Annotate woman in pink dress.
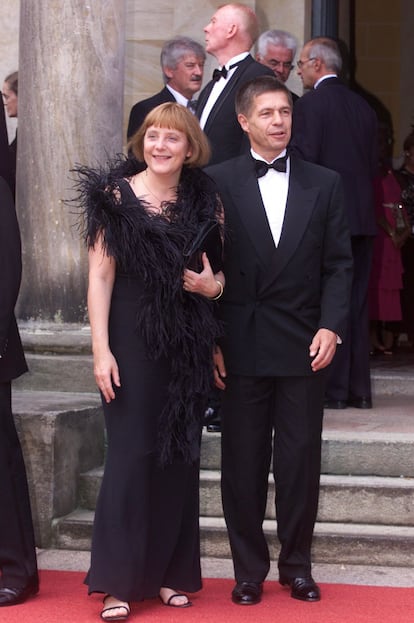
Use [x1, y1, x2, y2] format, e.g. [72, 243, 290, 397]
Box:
[369, 127, 410, 354]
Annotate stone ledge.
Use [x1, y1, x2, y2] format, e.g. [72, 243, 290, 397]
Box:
[13, 390, 104, 548]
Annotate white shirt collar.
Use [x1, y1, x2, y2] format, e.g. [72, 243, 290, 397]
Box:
[166, 84, 189, 106]
[222, 51, 249, 70]
[314, 74, 337, 89]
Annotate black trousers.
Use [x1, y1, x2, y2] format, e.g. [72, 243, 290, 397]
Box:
[221, 373, 325, 583]
[326, 235, 373, 401]
[0, 382, 38, 588]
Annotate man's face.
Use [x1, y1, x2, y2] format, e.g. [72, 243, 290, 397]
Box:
[238, 90, 292, 161]
[296, 44, 317, 89]
[204, 6, 232, 57]
[256, 44, 294, 83]
[165, 54, 204, 99]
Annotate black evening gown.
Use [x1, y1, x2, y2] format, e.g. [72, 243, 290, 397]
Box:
[86, 275, 202, 601]
[80, 170, 222, 602]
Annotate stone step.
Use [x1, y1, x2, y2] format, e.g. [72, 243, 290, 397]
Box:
[19, 322, 92, 355]
[51, 509, 414, 567]
[201, 395, 414, 475]
[78, 466, 414, 526]
[16, 322, 414, 396]
[201, 471, 414, 526]
[13, 353, 96, 393]
[12, 389, 103, 548]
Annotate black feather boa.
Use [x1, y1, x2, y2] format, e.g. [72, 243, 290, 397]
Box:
[73, 157, 223, 465]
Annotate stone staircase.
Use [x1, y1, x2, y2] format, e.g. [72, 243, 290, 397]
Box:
[14, 322, 414, 567]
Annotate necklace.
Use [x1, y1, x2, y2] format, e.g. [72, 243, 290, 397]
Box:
[140, 172, 176, 210]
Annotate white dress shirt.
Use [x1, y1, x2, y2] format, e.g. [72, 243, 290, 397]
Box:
[252, 148, 289, 247]
[199, 52, 249, 129]
[166, 84, 189, 107]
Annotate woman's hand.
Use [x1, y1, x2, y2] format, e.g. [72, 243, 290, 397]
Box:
[93, 348, 121, 403]
[183, 253, 224, 298]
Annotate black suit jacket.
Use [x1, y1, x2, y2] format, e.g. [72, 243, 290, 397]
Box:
[206, 154, 353, 376]
[127, 87, 176, 139]
[0, 93, 13, 195]
[197, 55, 273, 165]
[0, 176, 27, 382]
[291, 77, 378, 236]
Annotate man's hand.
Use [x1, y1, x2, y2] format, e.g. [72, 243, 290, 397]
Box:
[309, 328, 337, 372]
[213, 344, 227, 389]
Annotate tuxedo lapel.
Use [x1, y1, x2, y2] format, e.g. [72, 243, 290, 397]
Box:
[263, 160, 320, 286]
[199, 56, 254, 131]
[230, 158, 276, 269]
[195, 81, 215, 118]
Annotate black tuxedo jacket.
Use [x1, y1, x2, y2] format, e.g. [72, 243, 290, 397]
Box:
[291, 77, 378, 236]
[196, 55, 273, 165]
[206, 154, 353, 376]
[0, 176, 27, 382]
[127, 87, 176, 139]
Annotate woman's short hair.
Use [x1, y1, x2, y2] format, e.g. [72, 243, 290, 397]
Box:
[128, 102, 211, 167]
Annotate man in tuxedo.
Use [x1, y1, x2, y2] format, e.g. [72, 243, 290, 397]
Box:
[127, 36, 205, 139]
[255, 29, 299, 102]
[291, 37, 378, 409]
[196, 3, 273, 165]
[207, 76, 352, 605]
[0, 104, 39, 607]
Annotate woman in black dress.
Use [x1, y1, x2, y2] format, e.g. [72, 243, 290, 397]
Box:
[76, 103, 224, 620]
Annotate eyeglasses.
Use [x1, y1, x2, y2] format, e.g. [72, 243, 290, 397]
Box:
[296, 57, 315, 69]
[267, 60, 294, 71]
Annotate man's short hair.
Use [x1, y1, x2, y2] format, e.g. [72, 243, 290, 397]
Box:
[160, 36, 205, 81]
[227, 3, 259, 45]
[306, 37, 342, 74]
[235, 75, 293, 116]
[256, 29, 298, 58]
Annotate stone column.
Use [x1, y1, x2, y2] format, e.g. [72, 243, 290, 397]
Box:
[17, 0, 126, 322]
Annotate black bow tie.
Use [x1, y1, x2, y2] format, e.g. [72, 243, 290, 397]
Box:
[254, 155, 288, 177]
[212, 62, 238, 82]
[213, 66, 228, 81]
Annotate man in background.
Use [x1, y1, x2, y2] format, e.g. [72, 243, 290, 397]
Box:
[256, 29, 299, 102]
[127, 36, 205, 139]
[196, 3, 272, 165]
[291, 37, 378, 410]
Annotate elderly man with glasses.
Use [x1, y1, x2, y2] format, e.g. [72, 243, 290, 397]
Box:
[291, 36, 378, 412]
[255, 29, 299, 102]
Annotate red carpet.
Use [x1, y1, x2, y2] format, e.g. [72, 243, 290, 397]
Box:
[1, 570, 413, 622]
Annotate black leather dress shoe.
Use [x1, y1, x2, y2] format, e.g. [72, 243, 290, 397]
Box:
[204, 406, 221, 433]
[0, 577, 39, 607]
[324, 399, 347, 409]
[348, 396, 372, 409]
[279, 576, 320, 602]
[231, 581, 263, 605]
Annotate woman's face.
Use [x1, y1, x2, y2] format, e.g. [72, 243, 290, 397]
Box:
[2, 82, 17, 118]
[143, 125, 192, 176]
[404, 146, 414, 171]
